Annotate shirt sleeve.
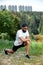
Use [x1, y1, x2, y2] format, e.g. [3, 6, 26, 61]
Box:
[17, 30, 23, 38]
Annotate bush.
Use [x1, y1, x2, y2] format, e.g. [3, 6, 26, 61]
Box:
[0, 10, 21, 40]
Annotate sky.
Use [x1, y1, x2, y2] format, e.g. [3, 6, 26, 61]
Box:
[0, 0, 43, 12]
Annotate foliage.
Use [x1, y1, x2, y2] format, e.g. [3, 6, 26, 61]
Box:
[16, 12, 43, 35]
[0, 10, 21, 40]
[0, 10, 43, 40]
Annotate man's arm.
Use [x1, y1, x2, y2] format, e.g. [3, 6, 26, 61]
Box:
[19, 36, 31, 43]
[19, 37, 26, 42]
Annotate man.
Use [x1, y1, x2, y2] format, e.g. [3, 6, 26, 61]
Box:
[4, 23, 31, 59]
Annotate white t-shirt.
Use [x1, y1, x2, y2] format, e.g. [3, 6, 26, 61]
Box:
[14, 29, 29, 46]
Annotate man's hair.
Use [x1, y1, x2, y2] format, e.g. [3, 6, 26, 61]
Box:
[22, 23, 28, 27]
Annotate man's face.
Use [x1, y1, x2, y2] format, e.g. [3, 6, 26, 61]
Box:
[22, 26, 28, 33]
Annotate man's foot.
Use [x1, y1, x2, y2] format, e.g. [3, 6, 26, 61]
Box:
[4, 49, 8, 55]
[25, 55, 30, 59]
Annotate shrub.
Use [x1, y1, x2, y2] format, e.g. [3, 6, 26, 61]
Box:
[0, 10, 21, 40]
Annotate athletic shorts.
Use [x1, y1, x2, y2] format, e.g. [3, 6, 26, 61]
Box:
[12, 43, 25, 51]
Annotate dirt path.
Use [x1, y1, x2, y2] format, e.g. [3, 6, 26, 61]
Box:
[0, 52, 43, 65]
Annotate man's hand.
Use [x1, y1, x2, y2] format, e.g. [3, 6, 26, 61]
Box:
[25, 36, 31, 43]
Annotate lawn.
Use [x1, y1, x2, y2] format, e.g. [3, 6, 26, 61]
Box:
[0, 39, 43, 65]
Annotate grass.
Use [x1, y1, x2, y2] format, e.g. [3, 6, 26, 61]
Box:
[0, 39, 43, 55]
[30, 40, 43, 55]
[0, 39, 43, 65]
[0, 39, 13, 51]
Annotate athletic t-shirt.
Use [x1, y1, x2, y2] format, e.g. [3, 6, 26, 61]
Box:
[14, 29, 29, 46]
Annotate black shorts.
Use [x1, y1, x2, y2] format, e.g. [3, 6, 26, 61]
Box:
[12, 43, 25, 51]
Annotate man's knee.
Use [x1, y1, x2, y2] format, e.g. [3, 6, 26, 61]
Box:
[23, 41, 30, 46]
[26, 41, 30, 45]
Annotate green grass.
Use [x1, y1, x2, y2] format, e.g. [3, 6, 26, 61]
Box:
[30, 40, 43, 55]
[0, 39, 13, 51]
[0, 39, 43, 55]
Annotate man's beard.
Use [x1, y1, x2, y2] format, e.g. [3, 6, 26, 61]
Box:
[22, 30, 26, 33]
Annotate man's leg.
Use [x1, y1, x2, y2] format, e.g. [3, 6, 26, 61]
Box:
[4, 49, 14, 55]
[26, 41, 30, 55]
[4, 45, 17, 55]
[24, 41, 30, 58]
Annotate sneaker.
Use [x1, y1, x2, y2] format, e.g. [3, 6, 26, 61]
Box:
[4, 49, 8, 55]
[25, 55, 30, 59]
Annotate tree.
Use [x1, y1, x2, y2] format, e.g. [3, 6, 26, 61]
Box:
[0, 10, 21, 40]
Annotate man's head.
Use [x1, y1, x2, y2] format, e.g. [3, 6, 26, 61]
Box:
[22, 23, 28, 33]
